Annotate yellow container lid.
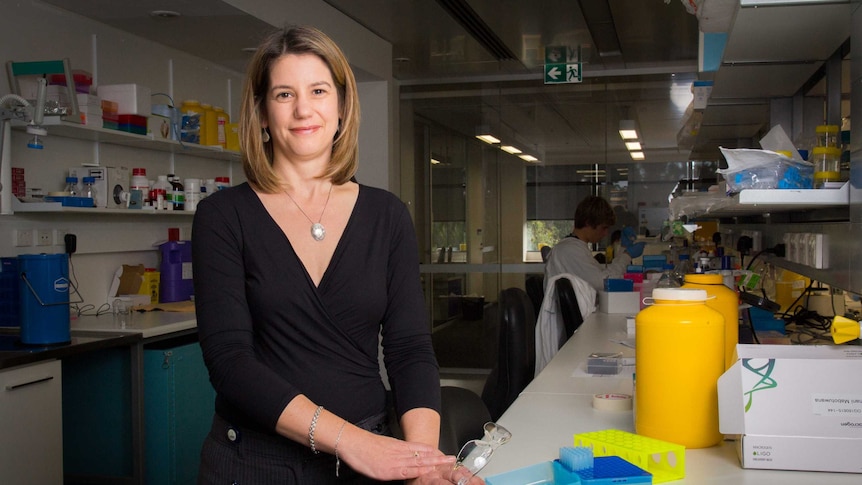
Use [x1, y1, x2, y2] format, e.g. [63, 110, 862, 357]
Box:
[811, 146, 841, 156]
[815, 124, 840, 133]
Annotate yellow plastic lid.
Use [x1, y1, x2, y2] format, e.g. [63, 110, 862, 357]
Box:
[812, 146, 842, 156]
[815, 124, 840, 133]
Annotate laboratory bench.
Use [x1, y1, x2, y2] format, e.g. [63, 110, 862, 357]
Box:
[479, 312, 861, 484]
[0, 310, 210, 485]
[0, 326, 142, 370]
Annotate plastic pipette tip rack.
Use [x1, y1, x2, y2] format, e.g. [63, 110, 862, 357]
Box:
[558, 447, 652, 484]
[573, 430, 685, 484]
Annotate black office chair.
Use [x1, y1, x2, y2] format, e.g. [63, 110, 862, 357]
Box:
[555, 277, 584, 347]
[525, 275, 544, 320]
[481, 288, 536, 421]
[540, 245, 552, 263]
[438, 386, 492, 455]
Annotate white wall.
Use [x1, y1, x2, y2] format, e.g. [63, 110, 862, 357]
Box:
[1, 0, 393, 309]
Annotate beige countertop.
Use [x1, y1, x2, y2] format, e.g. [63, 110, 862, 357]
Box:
[72, 310, 197, 339]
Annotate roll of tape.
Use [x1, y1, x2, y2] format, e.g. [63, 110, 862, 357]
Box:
[593, 393, 633, 412]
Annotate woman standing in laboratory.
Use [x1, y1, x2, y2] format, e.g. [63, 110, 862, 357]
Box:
[192, 26, 480, 484]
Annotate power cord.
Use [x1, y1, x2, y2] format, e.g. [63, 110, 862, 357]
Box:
[745, 243, 786, 271]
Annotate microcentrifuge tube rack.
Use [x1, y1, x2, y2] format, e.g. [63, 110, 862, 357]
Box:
[573, 429, 685, 483]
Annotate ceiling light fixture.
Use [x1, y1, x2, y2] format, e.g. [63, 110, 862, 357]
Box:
[476, 134, 500, 145]
[625, 141, 642, 151]
[630, 151, 645, 160]
[619, 120, 638, 140]
[518, 154, 539, 163]
[500, 145, 522, 154]
[150, 10, 181, 19]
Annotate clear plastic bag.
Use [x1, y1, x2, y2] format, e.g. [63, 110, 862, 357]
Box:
[717, 147, 813, 193]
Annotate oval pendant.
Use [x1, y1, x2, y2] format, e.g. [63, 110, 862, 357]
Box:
[311, 223, 326, 241]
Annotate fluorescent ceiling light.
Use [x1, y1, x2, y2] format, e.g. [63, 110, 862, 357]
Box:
[476, 134, 501, 144]
[625, 141, 642, 151]
[630, 151, 645, 160]
[519, 154, 538, 162]
[619, 119, 638, 140]
[500, 145, 522, 154]
[431, 158, 441, 165]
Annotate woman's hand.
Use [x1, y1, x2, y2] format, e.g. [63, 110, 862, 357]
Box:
[338, 428, 456, 481]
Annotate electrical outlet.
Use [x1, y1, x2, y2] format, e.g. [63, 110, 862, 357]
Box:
[36, 229, 52, 246]
[55, 229, 70, 246]
[14, 229, 34, 247]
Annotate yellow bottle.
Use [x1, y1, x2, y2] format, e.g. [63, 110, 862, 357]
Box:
[179, 99, 204, 144]
[811, 146, 842, 188]
[225, 123, 240, 152]
[682, 273, 738, 371]
[635, 288, 724, 448]
[214, 106, 229, 148]
[201, 103, 217, 146]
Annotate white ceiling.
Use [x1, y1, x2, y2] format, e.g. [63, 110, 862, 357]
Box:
[39, 0, 854, 166]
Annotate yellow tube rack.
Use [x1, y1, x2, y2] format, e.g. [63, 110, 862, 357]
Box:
[573, 429, 685, 483]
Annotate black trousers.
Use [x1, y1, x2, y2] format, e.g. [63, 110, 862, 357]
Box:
[198, 412, 401, 485]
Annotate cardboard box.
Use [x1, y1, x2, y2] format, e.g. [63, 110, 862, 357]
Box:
[598, 291, 640, 314]
[718, 344, 862, 473]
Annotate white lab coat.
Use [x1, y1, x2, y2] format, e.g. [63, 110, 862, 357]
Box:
[534, 272, 597, 377]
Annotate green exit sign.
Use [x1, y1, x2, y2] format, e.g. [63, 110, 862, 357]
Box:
[544, 63, 582, 84]
[544, 45, 582, 84]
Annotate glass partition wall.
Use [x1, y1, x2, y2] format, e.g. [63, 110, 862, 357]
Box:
[400, 78, 706, 371]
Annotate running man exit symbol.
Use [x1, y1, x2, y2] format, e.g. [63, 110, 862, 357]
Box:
[544, 45, 582, 84]
[544, 63, 581, 84]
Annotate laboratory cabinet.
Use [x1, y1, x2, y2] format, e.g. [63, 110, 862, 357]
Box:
[0, 359, 64, 485]
[63, 335, 214, 485]
[143, 338, 215, 485]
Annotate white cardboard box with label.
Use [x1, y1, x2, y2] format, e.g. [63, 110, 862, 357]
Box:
[717, 344, 862, 473]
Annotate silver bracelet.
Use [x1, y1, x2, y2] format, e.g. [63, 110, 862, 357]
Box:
[334, 420, 347, 477]
[308, 405, 324, 454]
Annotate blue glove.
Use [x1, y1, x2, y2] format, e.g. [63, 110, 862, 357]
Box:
[626, 242, 646, 259]
[621, 226, 638, 248]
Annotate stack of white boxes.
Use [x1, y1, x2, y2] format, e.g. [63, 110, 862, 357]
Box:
[75, 93, 102, 127]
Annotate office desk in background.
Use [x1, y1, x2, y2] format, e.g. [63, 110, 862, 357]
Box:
[480, 312, 860, 484]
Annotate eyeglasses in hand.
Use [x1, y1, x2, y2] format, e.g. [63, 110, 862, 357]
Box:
[451, 422, 512, 485]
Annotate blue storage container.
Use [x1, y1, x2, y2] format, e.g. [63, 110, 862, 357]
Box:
[18, 253, 70, 344]
[0, 257, 19, 327]
[159, 241, 193, 302]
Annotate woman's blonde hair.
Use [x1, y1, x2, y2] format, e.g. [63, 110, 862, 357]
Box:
[239, 26, 360, 192]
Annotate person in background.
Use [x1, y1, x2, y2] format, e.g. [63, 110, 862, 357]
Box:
[545, 195, 645, 293]
[605, 229, 621, 263]
[192, 26, 481, 484]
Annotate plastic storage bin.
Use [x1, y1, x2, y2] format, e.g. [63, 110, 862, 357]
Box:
[0, 258, 19, 327]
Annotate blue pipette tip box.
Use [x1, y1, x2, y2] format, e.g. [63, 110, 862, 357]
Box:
[568, 455, 653, 484]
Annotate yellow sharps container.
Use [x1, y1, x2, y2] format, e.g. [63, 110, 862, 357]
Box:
[635, 288, 724, 448]
[683, 273, 738, 371]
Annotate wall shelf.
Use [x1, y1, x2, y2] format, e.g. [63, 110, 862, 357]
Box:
[671, 182, 849, 219]
[13, 117, 240, 162]
[11, 197, 194, 216]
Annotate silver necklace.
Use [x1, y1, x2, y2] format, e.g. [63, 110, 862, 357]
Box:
[284, 183, 333, 241]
